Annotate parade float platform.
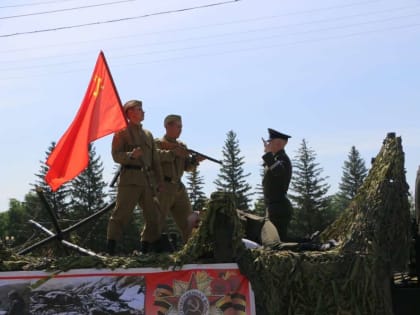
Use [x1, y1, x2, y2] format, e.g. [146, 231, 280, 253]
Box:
[0, 133, 417, 315]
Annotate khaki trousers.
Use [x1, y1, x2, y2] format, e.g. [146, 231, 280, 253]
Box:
[158, 182, 192, 242]
[107, 184, 162, 242]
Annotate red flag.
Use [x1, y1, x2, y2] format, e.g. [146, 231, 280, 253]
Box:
[45, 51, 127, 191]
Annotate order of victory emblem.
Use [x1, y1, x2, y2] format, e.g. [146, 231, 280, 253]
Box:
[152, 270, 247, 314]
[178, 289, 209, 315]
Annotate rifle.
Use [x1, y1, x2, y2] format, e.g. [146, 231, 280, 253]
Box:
[110, 142, 223, 187]
[158, 141, 222, 165]
[187, 148, 222, 165]
[109, 166, 121, 187]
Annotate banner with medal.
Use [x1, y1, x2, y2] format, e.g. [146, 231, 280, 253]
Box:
[0, 263, 255, 314]
[145, 263, 255, 314]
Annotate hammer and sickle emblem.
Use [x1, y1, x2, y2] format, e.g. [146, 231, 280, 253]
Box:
[186, 297, 201, 313]
[93, 75, 103, 97]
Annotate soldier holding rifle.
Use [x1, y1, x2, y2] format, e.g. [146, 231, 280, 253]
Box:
[106, 100, 164, 255]
[155, 114, 207, 244]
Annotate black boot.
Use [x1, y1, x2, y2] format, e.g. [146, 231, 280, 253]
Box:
[140, 241, 150, 254]
[152, 234, 175, 253]
[107, 239, 116, 256]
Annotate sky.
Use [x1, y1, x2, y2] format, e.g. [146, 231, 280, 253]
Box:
[1, 0, 419, 212]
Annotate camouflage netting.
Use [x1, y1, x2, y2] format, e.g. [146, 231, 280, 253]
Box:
[0, 184, 246, 273]
[0, 133, 411, 315]
[320, 132, 411, 270]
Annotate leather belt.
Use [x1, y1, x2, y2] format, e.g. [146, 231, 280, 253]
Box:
[164, 176, 180, 184]
[123, 165, 145, 171]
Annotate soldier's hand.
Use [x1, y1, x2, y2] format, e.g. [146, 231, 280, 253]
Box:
[196, 155, 206, 163]
[130, 147, 143, 159]
[263, 141, 271, 153]
[173, 146, 189, 158]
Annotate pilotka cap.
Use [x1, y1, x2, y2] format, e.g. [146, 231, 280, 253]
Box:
[123, 100, 142, 113]
[164, 114, 182, 126]
[268, 128, 291, 140]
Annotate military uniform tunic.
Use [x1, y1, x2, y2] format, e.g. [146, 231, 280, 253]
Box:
[262, 149, 293, 241]
[156, 136, 198, 242]
[107, 122, 163, 243]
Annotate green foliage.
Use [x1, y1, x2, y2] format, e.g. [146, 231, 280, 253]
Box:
[71, 144, 107, 214]
[32, 141, 72, 219]
[252, 198, 266, 217]
[5, 199, 31, 246]
[321, 134, 411, 270]
[107, 164, 120, 200]
[214, 130, 253, 210]
[0, 213, 7, 239]
[0, 193, 61, 256]
[175, 191, 246, 266]
[322, 193, 345, 227]
[252, 166, 266, 216]
[0, 141, 148, 256]
[289, 139, 331, 238]
[337, 145, 368, 210]
[185, 168, 208, 211]
[69, 144, 108, 253]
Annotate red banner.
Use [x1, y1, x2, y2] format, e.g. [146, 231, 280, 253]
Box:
[0, 264, 255, 314]
[145, 264, 254, 315]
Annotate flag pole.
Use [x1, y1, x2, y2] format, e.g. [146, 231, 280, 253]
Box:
[99, 50, 127, 123]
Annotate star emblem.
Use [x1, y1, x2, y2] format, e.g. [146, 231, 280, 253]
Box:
[154, 271, 225, 314]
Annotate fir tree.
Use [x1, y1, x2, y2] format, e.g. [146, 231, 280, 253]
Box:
[69, 144, 108, 252]
[71, 144, 107, 214]
[186, 168, 208, 211]
[32, 141, 72, 218]
[214, 130, 253, 210]
[337, 146, 368, 210]
[107, 164, 120, 200]
[253, 166, 266, 216]
[289, 139, 330, 237]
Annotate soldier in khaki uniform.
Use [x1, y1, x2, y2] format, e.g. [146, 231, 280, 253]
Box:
[107, 100, 164, 255]
[155, 114, 204, 243]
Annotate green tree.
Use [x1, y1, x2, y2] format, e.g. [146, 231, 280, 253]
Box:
[214, 130, 253, 210]
[289, 139, 331, 238]
[337, 146, 368, 210]
[253, 166, 266, 216]
[2, 199, 31, 250]
[69, 144, 108, 252]
[108, 164, 120, 200]
[186, 168, 208, 211]
[13, 192, 67, 256]
[32, 141, 72, 218]
[71, 144, 107, 213]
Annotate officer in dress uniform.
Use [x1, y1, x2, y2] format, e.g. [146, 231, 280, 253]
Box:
[155, 114, 205, 244]
[262, 128, 293, 241]
[106, 100, 164, 255]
